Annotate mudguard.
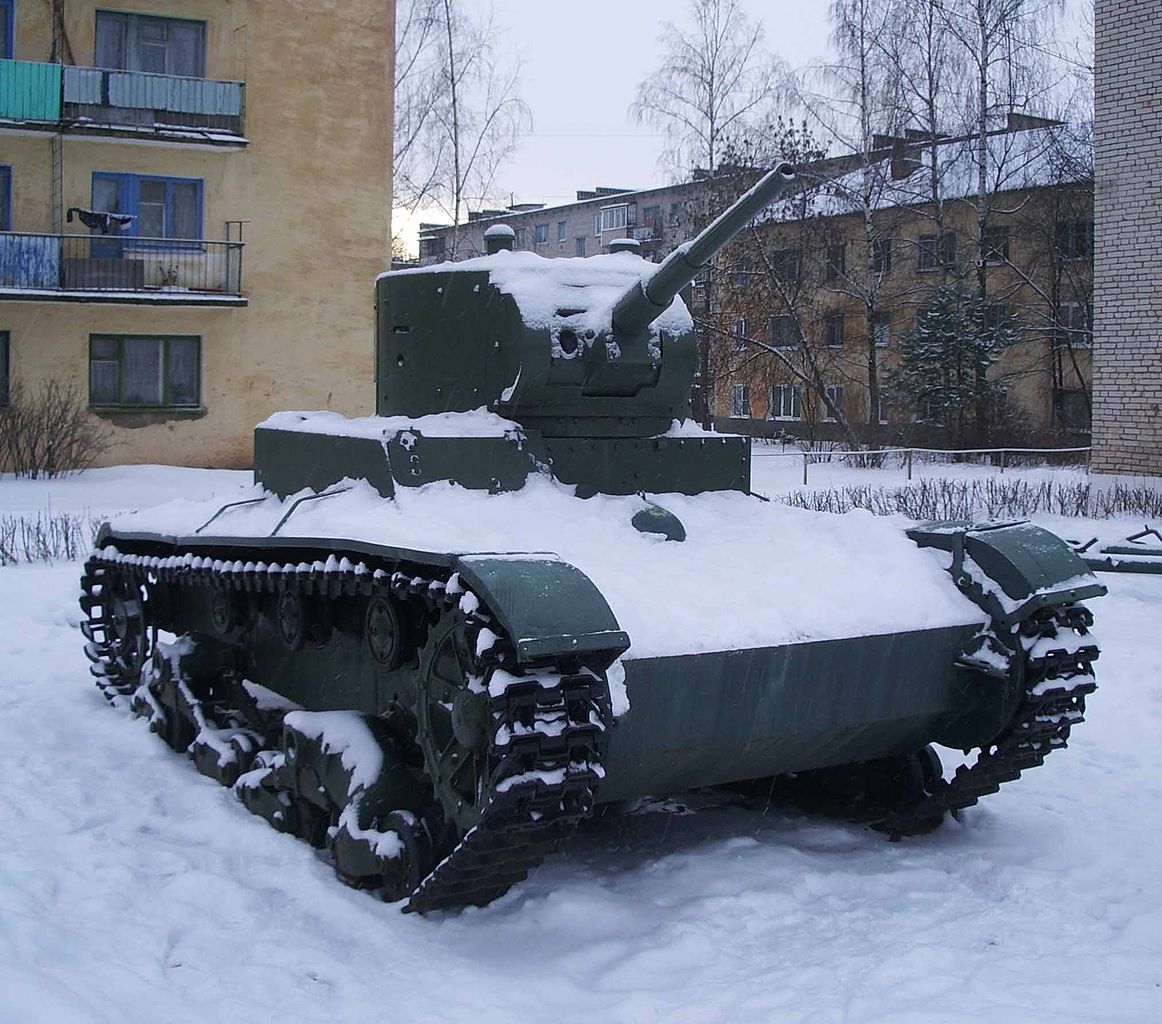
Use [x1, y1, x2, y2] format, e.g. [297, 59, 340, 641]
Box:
[453, 555, 630, 666]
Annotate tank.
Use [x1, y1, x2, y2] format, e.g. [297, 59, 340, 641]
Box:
[80, 164, 1106, 913]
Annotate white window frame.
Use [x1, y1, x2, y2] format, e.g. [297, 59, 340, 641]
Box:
[731, 317, 747, 352]
[599, 204, 629, 233]
[768, 383, 802, 421]
[730, 383, 750, 419]
[823, 384, 842, 422]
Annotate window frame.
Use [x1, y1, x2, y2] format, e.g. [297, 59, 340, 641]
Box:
[599, 204, 629, 233]
[0, 0, 12, 60]
[731, 316, 747, 353]
[768, 383, 802, 421]
[823, 314, 845, 349]
[769, 314, 797, 348]
[771, 247, 801, 282]
[871, 312, 890, 348]
[0, 164, 10, 232]
[94, 9, 207, 78]
[730, 383, 750, 419]
[575, 237, 586, 257]
[822, 384, 843, 422]
[1055, 219, 1094, 261]
[91, 171, 204, 247]
[981, 224, 1010, 265]
[918, 230, 955, 272]
[825, 243, 846, 281]
[514, 227, 527, 249]
[0, 330, 9, 409]
[88, 334, 202, 410]
[534, 223, 549, 245]
[869, 236, 891, 275]
[557, 220, 567, 243]
[1058, 301, 1093, 348]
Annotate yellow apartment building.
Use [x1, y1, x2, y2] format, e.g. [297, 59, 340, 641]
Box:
[709, 124, 1094, 447]
[0, 0, 394, 467]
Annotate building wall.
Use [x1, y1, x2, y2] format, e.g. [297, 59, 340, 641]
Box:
[1090, 0, 1162, 476]
[709, 181, 1093, 445]
[1, 0, 394, 468]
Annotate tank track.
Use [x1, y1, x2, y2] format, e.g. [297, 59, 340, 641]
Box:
[80, 545, 612, 913]
[871, 601, 1099, 837]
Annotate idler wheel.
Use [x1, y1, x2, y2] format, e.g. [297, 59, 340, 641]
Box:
[104, 575, 151, 685]
[380, 811, 435, 903]
[415, 613, 497, 834]
[365, 595, 403, 668]
[276, 590, 306, 650]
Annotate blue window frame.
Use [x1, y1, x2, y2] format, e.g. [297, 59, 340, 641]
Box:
[1, 1, 13, 60]
[0, 166, 10, 231]
[90, 172, 203, 249]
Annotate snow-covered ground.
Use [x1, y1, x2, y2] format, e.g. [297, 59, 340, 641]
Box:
[2, 465, 1161, 1022]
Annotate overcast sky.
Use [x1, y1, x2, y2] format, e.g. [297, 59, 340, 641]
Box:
[396, 0, 1090, 250]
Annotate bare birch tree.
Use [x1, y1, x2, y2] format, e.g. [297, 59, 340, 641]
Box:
[394, 0, 531, 258]
[630, 0, 788, 178]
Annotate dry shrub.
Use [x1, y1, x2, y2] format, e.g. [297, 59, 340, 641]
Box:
[0, 379, 116, 479]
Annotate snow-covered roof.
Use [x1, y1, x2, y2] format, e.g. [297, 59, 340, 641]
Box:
[760, 125, 1090, 225]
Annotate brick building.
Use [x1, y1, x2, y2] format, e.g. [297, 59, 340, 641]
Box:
[1090, 0, 1162, 476]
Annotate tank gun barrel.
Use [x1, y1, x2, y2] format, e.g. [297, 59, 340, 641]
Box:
[611, 162, 796, 336]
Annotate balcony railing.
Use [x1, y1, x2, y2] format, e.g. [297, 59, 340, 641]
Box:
[0, 59, 245, 139]
[0, 232, 244, 300]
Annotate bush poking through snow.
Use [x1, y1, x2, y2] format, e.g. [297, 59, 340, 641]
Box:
[777, 477, 1162, 521]
[0, 379, 116, 479]
[0, 512, 100, 565]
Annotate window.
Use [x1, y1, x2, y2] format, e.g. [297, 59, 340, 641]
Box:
[824, 315, 845, 348]
[869, 236, 891, 275]
[0, 331, 9, 408]
[730, 384, 750, 419]
[876, 393, 889, 425]
[534, 223, 549, 245]
[1058, 302, 1092, 347]
[575, 237, 586, 257]
[772, 248, 801, 281]
[557, 220, 567, 243]
[1056, 389, 1091, 431]
[642, 205, 661, 230]
[981, 225, 1009, 265]
[731, 317, 747, 352]
[825, 243, 845, 281]
[823, 384, 843, 422]
[1056, 219, 1094, 261]
[95, 11, 206, 77]
[984, 301, 1011, 333]
[514, 227, 527, 249]
[0, 165, 9, 231]
[770, 314, 797, 348]
[0, 0, 12, 60]
[89, 335, 201, 408]
[419, 235, 445, 260]
[918, 231, 955, 271]
[669, 202, 682, 226]
[768, 384, 802, 421]
[599, 205, 629, 233]
[872, 312, 890, 347]
[92, 172, 203, 242]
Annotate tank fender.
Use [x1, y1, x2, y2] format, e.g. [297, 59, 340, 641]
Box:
[910, 520, 1106, 750]
[452, 555, 630, 667]
[907, 520, 1107, 629]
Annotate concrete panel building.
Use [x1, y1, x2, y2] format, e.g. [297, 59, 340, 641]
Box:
[0, 0, 394, 468]
[1090, 0, 1162, 476]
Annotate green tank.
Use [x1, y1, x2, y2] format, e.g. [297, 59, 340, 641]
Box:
[80, 164, 1106, 913]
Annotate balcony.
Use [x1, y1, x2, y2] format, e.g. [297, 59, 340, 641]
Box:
[0, 231, 245, 304]
[0, 59, 245, 145]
